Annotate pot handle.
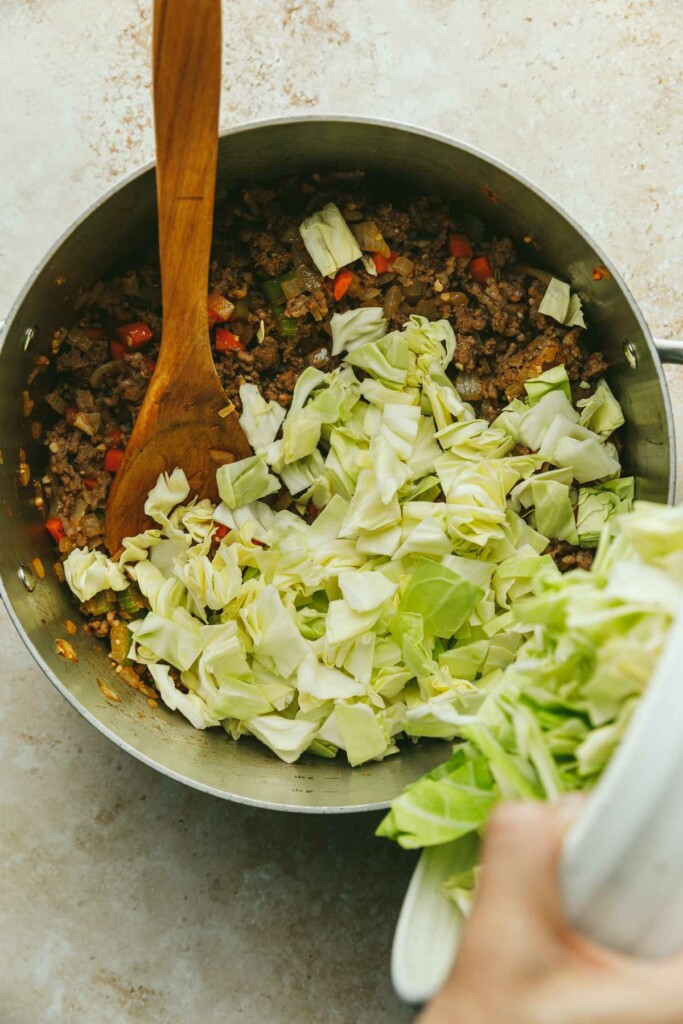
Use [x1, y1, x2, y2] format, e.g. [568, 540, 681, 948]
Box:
[655, 338, 683, 365]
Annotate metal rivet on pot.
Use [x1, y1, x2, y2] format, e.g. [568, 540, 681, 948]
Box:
[17, 564, 36, 591]
[623, 341, 638, 370]
[23, 326, 38, 351]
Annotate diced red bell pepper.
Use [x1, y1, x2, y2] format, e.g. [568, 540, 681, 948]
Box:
[215, 327, 244, 353]
[144, 357, 157, 375]
[207, 291, 234, 324]
[83, 477, 98, 491]
[333, 270, 353, 301]
[103, 448, 124, 473]
[372, 251, 400, 274]
[107, 428, 123, 448]
[85, 327, 104, 341]
[110, 339, 126, 360]
[213, 523, 230, 541]
[448, 233, 473, 259]
[46, 517, 66, 542]
[469, 256, 493, 283]
[115, 321, 153, 351]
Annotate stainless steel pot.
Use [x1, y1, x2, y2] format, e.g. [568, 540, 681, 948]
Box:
[1, 117, 681, 812]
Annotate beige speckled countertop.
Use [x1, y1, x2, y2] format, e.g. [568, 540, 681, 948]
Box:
[1, 2, 682, 1022]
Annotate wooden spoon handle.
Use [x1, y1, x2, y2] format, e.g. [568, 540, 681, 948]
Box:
[153, 0, 221, 378]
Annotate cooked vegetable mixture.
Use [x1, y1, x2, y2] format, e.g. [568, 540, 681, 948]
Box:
[37, 171, 630, 764]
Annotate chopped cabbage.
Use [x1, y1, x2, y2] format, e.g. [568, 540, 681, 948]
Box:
[238, 384, 286, 453]
[538, 276, 586, 328]
[62, 309, 629, 772]
[331, 306, 387, 356]
[216, 454, 280, 508]
[299, 202, 362, 278]
[377, 495, 681, 909]
[63, 547, 129, 602]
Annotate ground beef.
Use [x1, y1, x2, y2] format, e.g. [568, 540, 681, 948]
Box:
[285, 288, 329, 323]
[545, 540, 595, 573]
[249, 232, 291, 277]
[85, 617, 111, 638]
[252, 336, 279, 372]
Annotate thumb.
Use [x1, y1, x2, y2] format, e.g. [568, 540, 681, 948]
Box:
[474, 799, 583, 928]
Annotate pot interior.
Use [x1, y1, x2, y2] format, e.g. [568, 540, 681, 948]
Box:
[0, 119, 673, 810]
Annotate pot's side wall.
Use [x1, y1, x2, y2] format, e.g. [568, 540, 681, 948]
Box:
[0, 119, 672, 810]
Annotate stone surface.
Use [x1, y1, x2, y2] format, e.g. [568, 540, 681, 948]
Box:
[0, 1, 681, 1021]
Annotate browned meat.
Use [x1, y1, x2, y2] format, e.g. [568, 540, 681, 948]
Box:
[249, 232, 291, 277]
[252, 336, 280, 372]
[545, 540, 595, 573]
[285, 288, 329, 323]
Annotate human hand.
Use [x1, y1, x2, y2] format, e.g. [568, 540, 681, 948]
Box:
[419, 800, 683, 1024]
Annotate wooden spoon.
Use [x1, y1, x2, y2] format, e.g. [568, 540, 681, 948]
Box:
[105, 0, 250, 554]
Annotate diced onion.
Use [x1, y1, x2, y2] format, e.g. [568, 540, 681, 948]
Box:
[383, 285, 403, 319]
[352, 221, 390, 257]
[455, 372, 483, 401]
[46, 390, 68, 415]
[81, 513, 103, 537]
[391, 255, 414, 277]
[73, 411, 101, 437]
[89, 360, 126, 389]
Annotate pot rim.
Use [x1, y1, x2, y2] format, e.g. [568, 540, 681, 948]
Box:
[0, 114, 676, 812]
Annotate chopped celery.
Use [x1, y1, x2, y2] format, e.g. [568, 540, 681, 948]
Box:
[279, 271, 302, 301]
[81, 589, 117, 616]
[261, 278, 285, 304]
[273, 308, 298, 337]
[230, 297, 250, 321]
[262, 272, 300, 306]
[118, 586, 147, 617]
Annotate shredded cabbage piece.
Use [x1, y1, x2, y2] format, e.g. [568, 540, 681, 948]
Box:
[62, 302, 629, 770]
[538, 276, 586, 328]
[330, 306, 387, 356]
[238, 384, 286, 453]
[63, 547, 128, 602]
[299, 202, 362, 278]
[377, 498, 681, 922]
